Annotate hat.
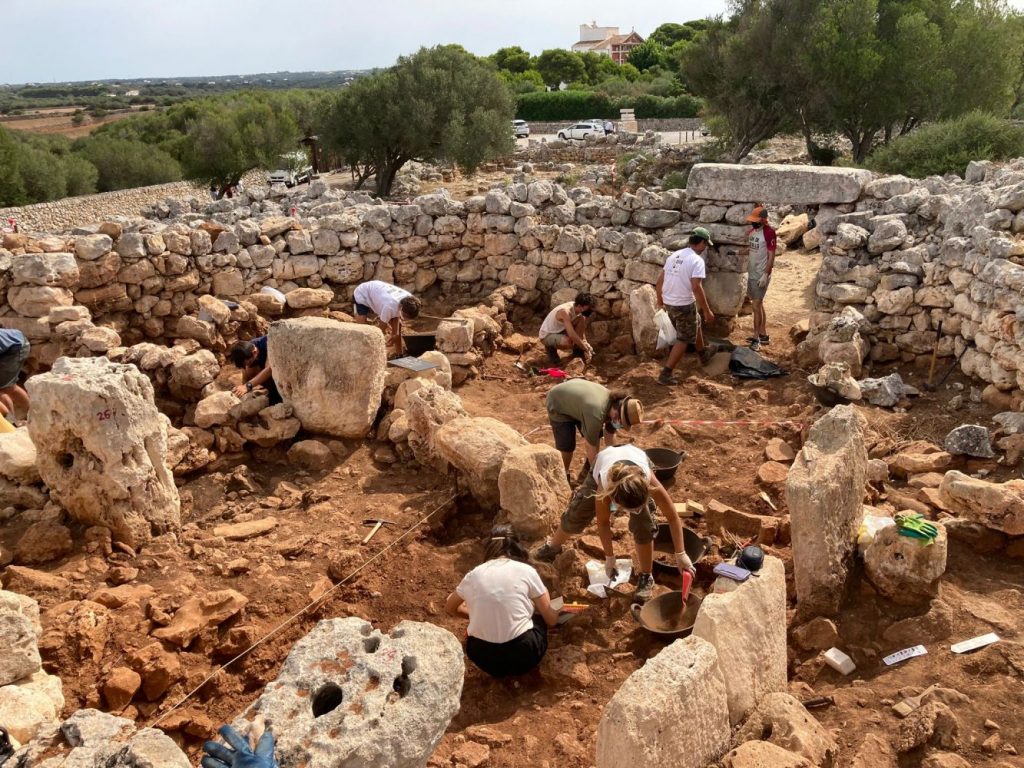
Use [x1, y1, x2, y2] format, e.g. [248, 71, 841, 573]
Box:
[746, 206, 769, 223]
[692, 226, 714, 245]
[621, 397, 644, 427]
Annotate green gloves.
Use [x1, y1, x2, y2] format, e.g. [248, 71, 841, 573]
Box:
[894, 513, 939, 545]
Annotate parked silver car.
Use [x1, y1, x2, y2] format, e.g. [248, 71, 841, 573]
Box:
[513, 119, 530, 138]
[557, 121, 604, 141]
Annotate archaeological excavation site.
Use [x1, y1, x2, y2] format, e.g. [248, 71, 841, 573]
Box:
[1, 138, 1023, 768]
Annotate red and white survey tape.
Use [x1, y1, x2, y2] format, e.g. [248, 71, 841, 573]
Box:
[642, 418, 806, 430]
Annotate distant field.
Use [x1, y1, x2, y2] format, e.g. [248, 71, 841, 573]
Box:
[0, 106, 151, 138]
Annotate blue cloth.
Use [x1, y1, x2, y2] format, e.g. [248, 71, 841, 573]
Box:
[0, 329, 26, 356]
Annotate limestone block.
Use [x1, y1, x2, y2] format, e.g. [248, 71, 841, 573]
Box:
[234, 618, 463, 768]
[596, 636, 730, 768]
[436, 317, 474, 354]
[0, 589, 42, 687]
[693, 556, 787, 724]
[321, 254, 365, 284]
[506, 263, 539, 290]
[939, 471, 1024, 535]
[875, 287, 914, 315]
[723, 741, 812, 768]
[11, 253, 79, 288]
[238, 407, 301, 448]
[632, 209, 681, 229]
[286, 287, 334, 309]
[943, 424, 993, 458]
[776, 213, 809, 245]
[864, 519, 947, 604]
[785, 405, 867, 617]
[211, 268, 245, 296]
[704, 271, 747, 317]
[194, 391, 241, 429]
[27, 357, 181, 547]
[687, 163, 871, 204]
[405, 382, 467, 460]
[9, 285, 73, 317]
[273, 254, 319, 280]
[169, 350, 219, 395]
[732, 694, 837, 767]
[435, 417, 527, 509]
[197, 294, 232, 326]
[868, 218, 908, 254]
[0, 427, 39, 484]
[74, 234, 113, 261]
[629, 284, 658, 357]
[0, 669, 63, 744]
[819, 336, 868, 378]
[498, 444, 572, 540]
[268, 318, 386, 438]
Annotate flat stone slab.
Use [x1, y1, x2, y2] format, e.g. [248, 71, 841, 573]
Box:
[687, 163, 872, 204]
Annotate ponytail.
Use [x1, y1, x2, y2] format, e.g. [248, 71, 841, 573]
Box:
[596, 462, 650, 509]
[482, 524, 530, 563]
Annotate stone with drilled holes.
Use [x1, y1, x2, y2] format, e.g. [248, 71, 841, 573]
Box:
[233, 617, 463, 768]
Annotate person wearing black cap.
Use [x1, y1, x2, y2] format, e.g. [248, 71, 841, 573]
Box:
[657, 228, 717, 385]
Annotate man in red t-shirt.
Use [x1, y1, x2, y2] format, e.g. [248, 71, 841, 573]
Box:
[745, 205, 777, 348]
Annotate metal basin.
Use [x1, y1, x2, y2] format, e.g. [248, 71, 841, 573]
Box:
[645, 447, 686, 484]
[632, 590, 703, 639]
[653, 525, 710, 575]
[403, 333, 436, 356]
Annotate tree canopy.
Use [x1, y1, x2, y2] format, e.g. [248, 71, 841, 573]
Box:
[320, 45, 514, 196]
[536, 49, 587, 88]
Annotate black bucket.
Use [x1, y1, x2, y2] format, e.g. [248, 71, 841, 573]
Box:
[403, 333, 436, 356]
[653, 525, 710, 575]
[645, 447, 685, 484]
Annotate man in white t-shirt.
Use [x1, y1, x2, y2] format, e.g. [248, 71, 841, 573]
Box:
[537, 292, 596, 364]
[353, 280, 422, 356]
[656, 227, 717, 385]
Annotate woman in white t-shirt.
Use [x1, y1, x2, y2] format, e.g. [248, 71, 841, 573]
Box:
[446, 525, 559, 677]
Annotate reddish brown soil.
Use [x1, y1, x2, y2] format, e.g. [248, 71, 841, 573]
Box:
[4, 249, 1023, 766]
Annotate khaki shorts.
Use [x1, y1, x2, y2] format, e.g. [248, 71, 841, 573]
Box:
[666, 303, 700, 345]
[559, 473, 658, 545]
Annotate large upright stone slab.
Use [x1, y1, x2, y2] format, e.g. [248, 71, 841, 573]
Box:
[785, 405, 867, 617]
[498, 443, 572, 539]
[27, 357, 180, 547]
[435, 417, 527, 509]
[629, 284, 659, 357]
[0, 589, 42, 686]
[693, 556, 787, 724]
[597, 636, 730, 768]
[687, 163, 872, 204]
[234, 618, 463, 768]
[268, 318, 386, 438]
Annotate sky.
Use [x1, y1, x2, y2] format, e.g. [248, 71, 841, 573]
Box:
[2, 0, 734, 84]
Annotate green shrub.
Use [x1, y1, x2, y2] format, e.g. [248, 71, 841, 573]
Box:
[516, 90, 703, 121]
[867, 112, 1024, 178]
[663, 170, 689, 190]
[74, 135, 181, 191]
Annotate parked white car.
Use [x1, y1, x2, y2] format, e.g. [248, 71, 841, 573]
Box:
[513, 119, 530, 138]
[267, 165, 312, 188]
[557, 121, 604, 141]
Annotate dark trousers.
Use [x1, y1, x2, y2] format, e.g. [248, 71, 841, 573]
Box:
[466, 616, 548, 677]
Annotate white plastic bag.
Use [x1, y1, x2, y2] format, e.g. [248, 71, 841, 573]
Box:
[584, 558, 633, 598]
[857, 514, 895, 553]
[655, 309, 677, 351]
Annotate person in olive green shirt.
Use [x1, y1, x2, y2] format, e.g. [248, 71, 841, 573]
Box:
[545, 379, 644, 476]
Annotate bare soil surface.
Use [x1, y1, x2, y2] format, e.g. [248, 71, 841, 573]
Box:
[5, 248, 1023, 766]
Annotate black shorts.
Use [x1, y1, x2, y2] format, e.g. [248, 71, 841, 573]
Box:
[550, 420, 582, 453]
[354, 302, 372, 317]
[466, 616, 548, 677]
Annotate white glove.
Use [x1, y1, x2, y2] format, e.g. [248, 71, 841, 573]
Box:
[675, 552, 695, 574]
[604, 555, 618, 580]
[757, 273, 769, 290]
[582, 342, 594, 361]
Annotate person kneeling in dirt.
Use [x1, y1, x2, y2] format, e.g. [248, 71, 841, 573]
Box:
[446, 525, 560, 677]
[546, 379, 643, 482]
[0, 328, 30, 424]
[534, 444, 694, 602]
[352, 279, 422, 357]
[538, 292, 596, 364]
[229, 336, 282, 405]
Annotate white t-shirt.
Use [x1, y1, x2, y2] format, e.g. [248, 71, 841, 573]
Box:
[592, 444, 652, 489]
[353, 280, 411, 323]
[661, 248, 707, 307]
[456, 559, 547, 644]
[538, 301, 576, 339]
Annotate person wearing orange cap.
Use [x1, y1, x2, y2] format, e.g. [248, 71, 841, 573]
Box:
[745, 205, 777, 349]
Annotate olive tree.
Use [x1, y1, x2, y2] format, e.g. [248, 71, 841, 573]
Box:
[320, 45, 514, 196]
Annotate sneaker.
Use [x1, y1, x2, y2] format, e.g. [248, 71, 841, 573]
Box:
[658, 370, 678, 385]
[635, 573, 655, 602]
[758, 335, 770, 345]
[745, 336, 760, 344]
[533, 541, 562, 563]
[546, 347, 561, 365]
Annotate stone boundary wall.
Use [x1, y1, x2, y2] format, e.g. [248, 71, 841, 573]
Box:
[809, 158, 1024, 394]
[0, 181, 210, 233]
[0, 164, 879, 375]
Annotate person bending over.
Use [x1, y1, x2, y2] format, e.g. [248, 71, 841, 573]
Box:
[229, 336, 281, 405]
[446, 525, 559, 677]
[0, 328, 30, 422]
[538, 292, 595, 364]
[545, 379, 643, 480]
[352, 279, 421, 357]
[534, 444, 694, 602]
